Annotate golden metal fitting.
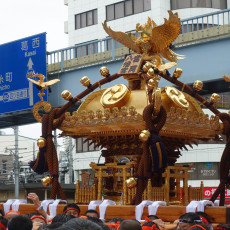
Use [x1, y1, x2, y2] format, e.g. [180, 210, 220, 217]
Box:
[142, 62, 152, 72]
[125, 177, 137, 189]
[100, 84, 130, 109]
[147, 79, 156, 90]
[139, 130, 151, 142]
[210, 93, 221, 104]
[147, 68, 155, 78]
[37, 137, 46, 148]
[80, 76, 91, 87]
[201, 100, 207, 106]
[61, 90, 72, 101]
[100, 66, 110, 77]
[181, 84, 186, 92]
[193, 80, 203, 91]
[75, 97, 81, 102]
[41, 176, 53, 187]
[165, 86, 189, 108]
[173, 68, 183, 78]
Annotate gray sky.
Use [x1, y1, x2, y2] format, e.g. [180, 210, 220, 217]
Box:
[0, 0, 68, 138]
[0, 0, 68, 51]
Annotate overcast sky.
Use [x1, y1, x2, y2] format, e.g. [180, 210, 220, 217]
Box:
[0, 0, 68, 51]
[0, 0, 68, 138]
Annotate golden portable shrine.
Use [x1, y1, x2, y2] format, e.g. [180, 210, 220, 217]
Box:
[3, 11, 229, 222]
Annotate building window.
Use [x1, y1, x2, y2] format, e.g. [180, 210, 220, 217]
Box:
[76, 138, 83, 152]
[2, 160, 7, 173]
[76, 138, 99, 153]
[75, 9, 98, 30]
[106, 0, 151, 21]
[125, 0, 133, 16]
[171, 0, 227, 10]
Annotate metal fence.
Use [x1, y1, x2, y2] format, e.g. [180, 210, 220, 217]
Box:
[180, 8, 230, 33]
[47, 8, 230, 68]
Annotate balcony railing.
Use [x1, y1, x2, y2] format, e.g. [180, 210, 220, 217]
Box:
[47, 8, 230, 72]
[180, 8, 230, 33]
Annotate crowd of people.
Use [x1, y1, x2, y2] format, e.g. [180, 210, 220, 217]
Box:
[0, 193, 229, 230]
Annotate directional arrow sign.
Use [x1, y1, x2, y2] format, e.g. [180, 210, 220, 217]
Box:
[0, 33, 47, 114]
[27, 58, 34, 70]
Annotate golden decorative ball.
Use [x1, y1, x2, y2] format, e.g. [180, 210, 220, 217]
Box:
[80, 76, 91, 87]
[193, 80, 203, 91]
[173, 68, 183, 78]
[41, 176, 53, 187]
[210, 93, 221, 103]
[147, 79, 156, 90]
[223, 74, 230, 82]
[100, 66, 109, 77]
[139, 130, 151, 142]
[61, 90, 72, 101]
[142, 62, 152, 72]
[37, 137, 46, 148]
[147, 68, 155, 78]
[125, 177, 137, 189]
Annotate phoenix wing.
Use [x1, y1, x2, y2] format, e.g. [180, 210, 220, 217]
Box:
[44, 79, 60, 86]
[102, 21, 141, 53]
[151, 11, 181, 53]
[27, 78, 40, 86]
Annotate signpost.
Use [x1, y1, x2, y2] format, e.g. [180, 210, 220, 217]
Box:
[0, 33, 47, 114]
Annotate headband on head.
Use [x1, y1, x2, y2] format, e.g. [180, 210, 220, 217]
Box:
[189, 224, 207, 230]
[64, 207, 80, 214]
[199, 215, 209, 224]
[142, 224, 159, 230]
[0, 223, 6, 230]
[145, 217, 152, 222]
[30, 215, 47, 224]
[4, 210, 20, 216]
[179, 219, 202, 224]
[106, 222, 120, 230]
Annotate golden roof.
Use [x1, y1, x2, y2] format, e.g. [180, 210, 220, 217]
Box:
[59, 85, 222, 141]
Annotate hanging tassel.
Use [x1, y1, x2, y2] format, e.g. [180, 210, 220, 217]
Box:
[148, 135, 167, 172]
[29, 147, 48, 174]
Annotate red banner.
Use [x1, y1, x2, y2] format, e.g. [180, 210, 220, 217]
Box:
[203, 187, 230, 198]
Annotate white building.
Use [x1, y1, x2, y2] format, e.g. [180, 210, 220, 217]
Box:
[64, 0, 229, 46]
[0, 133, 37, 180]
[72, 137, 104, 184]
[65, 0, 229, 192]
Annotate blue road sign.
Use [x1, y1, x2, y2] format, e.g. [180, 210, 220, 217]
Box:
[0, 33, 47, 114]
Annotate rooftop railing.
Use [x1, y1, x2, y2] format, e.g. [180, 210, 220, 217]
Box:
[47, 8, 230, 72]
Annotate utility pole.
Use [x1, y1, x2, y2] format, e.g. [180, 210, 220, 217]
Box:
[6, 127, 27, 199]
[33, 142, 35, 161]
[68, 137, 73, 184]
[14, 126, 19, 199]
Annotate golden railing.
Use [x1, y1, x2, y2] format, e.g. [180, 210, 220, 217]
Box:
[188, 181, 204, 201]
[126, 179, 166, 205]
[75, 180, 97, 204]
